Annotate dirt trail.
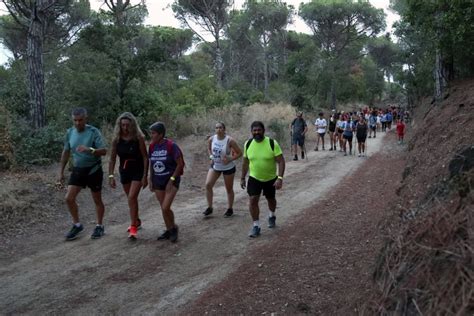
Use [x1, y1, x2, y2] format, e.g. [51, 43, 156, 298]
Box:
[0, 134, 385, 314]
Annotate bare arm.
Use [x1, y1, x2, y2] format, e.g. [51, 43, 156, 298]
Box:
[58, 149, 70, 183]
[274, 154, 286, 190]
[207, 137, 213, 156]
[139, 136, 149, 188]
[240, 157, 249, 189]
[108, 139, 118, 176]
[172, 155, 185, 179]
[228, 138, 242, 161]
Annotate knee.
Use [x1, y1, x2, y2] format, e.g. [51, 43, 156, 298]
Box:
[205, 182, 213, 191]
[65, 194, 75, 205]
[128, 194, 138, 204]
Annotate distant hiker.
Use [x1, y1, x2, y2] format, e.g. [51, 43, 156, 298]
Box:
[368, 110, 377, 138]
[58, 107, 107, 241]
[328, 112, 337, 151]
[241, 121, 285, 238]
[149, 122, 184, 243]
[356, 117, 368, 157]
[380, 110, 387, 132]
[290, 111, 308, 161]
[108, 112, 148, 240]
[314, 112, 327, 151]
[204, 122, 242, 218]
[386, 110, 393, 130]
[336, 113, 345, 151]
[396, 119, 406, 144]
[342, 116, 355, 156]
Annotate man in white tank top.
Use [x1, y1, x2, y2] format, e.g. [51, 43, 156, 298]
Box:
[204, 122, 242, 217]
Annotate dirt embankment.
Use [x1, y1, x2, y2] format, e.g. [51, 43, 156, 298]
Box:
[365, 79, 474, 315]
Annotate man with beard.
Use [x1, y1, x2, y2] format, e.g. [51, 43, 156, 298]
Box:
[241, 121, 286, 238]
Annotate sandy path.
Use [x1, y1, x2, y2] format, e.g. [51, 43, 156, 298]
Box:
[0, 134, 385, 315]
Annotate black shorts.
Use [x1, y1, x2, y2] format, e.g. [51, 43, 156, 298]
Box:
[292, 134, 305, 146]
[370, 125, 376, 131]
[318, 132, 326, 138]
[357, 136, 367, 143]
[337, 129, 344, 135]
[152, 176, 181, 191]
[68, 166, 103, 192]
[212, 166, 236, 176]
[119, 167, 144, 184]
[343, 134, 353, 141]
[329, 127, 336, 133]
[247, 176, 276, 199]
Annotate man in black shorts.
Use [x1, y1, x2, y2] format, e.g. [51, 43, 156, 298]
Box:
[58, 108, 107, 241]
[290, 111, 307, 161]
[241, 121, 285, 238]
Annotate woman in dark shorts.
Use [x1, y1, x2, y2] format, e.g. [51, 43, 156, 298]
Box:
[109, 112, 148, 239]
[203, 122, 242, 217]
[148, 122, 184, 243]
[356, 117, 368, 157]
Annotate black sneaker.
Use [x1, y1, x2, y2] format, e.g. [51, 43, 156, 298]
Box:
[248, 226, 261, 238]
[169, 226, 179, 243]
[91, 225, 105, 239]
[65, 224, 83, 241]
[203, 207, 213, 216]
[329, 147, 333, 151]
[301, 151, 305, 159]
[293, 155, 298, 161]
[268, 216, 276, 228]
[224, 208, 233, 217]
[157, 230, 170, 240]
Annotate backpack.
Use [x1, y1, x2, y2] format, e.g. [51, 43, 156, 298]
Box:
[245, 137, 275, 155]
[149, 139, 185, 176]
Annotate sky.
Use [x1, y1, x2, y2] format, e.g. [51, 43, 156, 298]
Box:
[0, 0, 399, 65]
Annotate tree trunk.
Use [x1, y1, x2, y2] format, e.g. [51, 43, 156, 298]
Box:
[215, 37, 223, 88]
[262, 36, 269, 101]
[27, 3, 46, 129]
[434, 48, 447, 100]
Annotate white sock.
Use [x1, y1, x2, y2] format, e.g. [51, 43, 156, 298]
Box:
[253, 220, 260, 227]
[269, 211, 275, 218]
[74, 223, 82, 227]
[96, 224, 103, 227]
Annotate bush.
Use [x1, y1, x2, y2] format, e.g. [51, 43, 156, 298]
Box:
[11, 118, 65, 166]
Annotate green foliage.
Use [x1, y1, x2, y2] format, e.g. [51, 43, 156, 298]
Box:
[10, 118, 65, 165]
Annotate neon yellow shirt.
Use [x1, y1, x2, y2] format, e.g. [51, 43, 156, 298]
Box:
[244, 137, 282, 182]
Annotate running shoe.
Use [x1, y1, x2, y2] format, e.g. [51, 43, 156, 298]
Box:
[128, 225, 137, 239]
[65, 224, 83, 241]
[293, 155, 298, 161]
[314, 147, 318, 151]
[268, 216, 276, 228]
[169, 226, 179, 243]
[91, 225, 105, 239]
[203, 207, 213, 216]
[301, 152, 305, 159]
[248, 226, 261, 238]
[322, 147, 325, 150]
[157, 230, 170, 240]
[127, 218, 142, 232]
[224, 208, 233, 217]
[329, 147, 333, 151]
[358, 153, 361, 157]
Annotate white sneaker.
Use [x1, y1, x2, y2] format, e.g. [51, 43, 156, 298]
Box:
[358, 153, 361, 157]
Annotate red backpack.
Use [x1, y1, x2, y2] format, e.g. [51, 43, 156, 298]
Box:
[149, 139, 185, 176]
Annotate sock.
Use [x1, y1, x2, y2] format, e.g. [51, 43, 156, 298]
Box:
[96, 224, 103, 228]
[253, 220, 260, 227]
[269, 211, 275, 218]
[74, 222, 82, 227]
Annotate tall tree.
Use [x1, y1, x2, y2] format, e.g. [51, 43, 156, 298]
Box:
[172, 0, 233, 88]
[1, 0, 90, 128]
[299, 0, 385, 109]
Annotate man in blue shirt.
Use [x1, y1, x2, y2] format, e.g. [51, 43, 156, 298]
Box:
[58, 108, 107, 241]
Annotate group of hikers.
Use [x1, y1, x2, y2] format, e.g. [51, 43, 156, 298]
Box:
[58, 105, 406, 242]
[290, 106, 407, 160]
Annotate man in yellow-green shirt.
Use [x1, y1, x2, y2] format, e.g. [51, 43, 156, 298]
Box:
[241, 121, 286, 238]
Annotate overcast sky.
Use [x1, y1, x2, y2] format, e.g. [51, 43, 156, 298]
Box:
[0, 0, 399, 65]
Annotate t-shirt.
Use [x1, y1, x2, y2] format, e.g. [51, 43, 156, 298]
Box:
[356, 122, 368, 138]
[244, 137, 282, 182]
[369, 115, 377, 126]
[315, 118, 327, 134]
[291, 118, 307, 136]
[149, 140, 182, 187]
[64, 125, 106, 171]
[342, 121, 354, 136]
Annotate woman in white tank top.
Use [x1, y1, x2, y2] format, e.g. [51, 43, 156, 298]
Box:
[203, 122, 242, 217]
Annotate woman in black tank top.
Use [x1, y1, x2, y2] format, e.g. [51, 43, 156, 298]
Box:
[108, 112, 148, 239]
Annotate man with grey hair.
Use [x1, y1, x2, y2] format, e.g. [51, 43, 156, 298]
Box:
[58, 108, 107, 241]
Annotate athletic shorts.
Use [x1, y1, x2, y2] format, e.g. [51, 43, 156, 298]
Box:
[328, 127, 336, 133]
[369, 125, 376, 131]
[337, 128, 344, 135]
[343, 134, 353, 141]
[357, 136, 367, 143]
[292, 134, 305, 146]
[318, 132, 326, 138]
[119, 167, 144, 185]
[68, 166, 103, 192]
[212, 166, 236, 176]
[247, 176, 276, 199]
[152, 176, 180, 191]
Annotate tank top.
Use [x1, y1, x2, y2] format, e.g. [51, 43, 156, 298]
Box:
[211, 135, 235, 171]
[116, 138, 144, 172]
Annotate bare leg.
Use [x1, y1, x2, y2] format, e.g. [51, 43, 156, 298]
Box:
[65, 185, 82, 223]
[249, 195, 260, 221]
[223, 173, 235, 209]
[205, 169, 220, 209]
[123, 181, 142, 226]
[91, 190, 105, 225]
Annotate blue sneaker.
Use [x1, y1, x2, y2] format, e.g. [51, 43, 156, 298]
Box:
[91, 225, 105, 239]
[268, 216, 276, 228]
[248, 226, 261, 238]
[65, 224, 83, 241]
